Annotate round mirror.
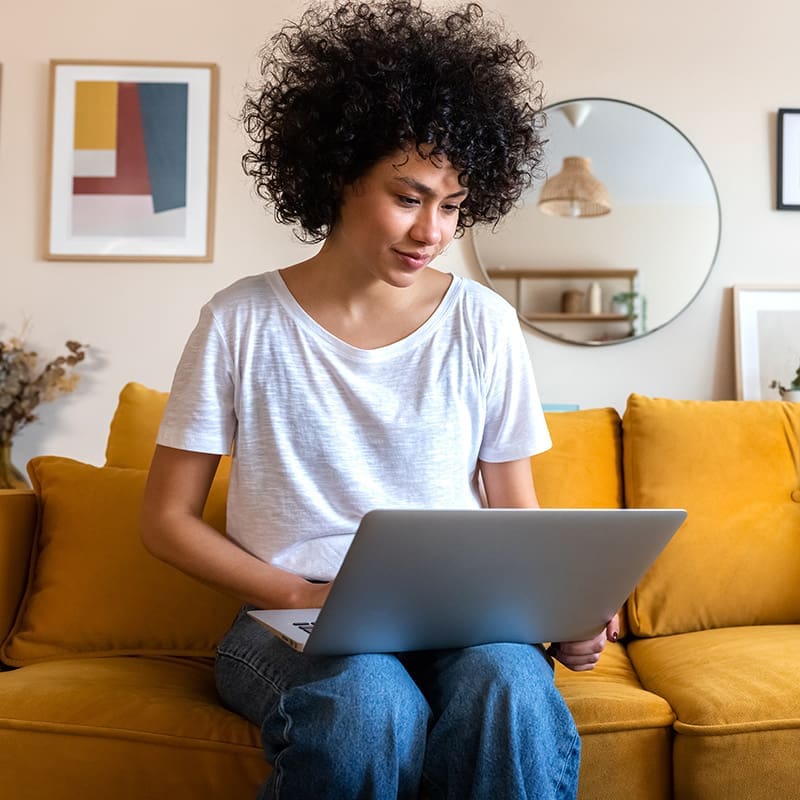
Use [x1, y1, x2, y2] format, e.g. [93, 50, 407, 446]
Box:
[471, 98, 721, 345]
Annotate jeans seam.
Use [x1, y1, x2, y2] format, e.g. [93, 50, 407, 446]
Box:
[216, 647, 287, 696]
[269, 694, 294, 799]
[553, 727, 581, 796]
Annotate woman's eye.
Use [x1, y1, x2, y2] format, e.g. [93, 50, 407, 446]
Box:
[398, 195, 419, 206]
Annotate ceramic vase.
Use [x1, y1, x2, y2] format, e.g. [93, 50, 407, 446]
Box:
[780, 389, 800, 403]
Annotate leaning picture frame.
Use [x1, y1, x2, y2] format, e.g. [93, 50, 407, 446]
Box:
[45, 60, 218, 261]
[777, 108, 800, 210]
[733, 284, 800, 400]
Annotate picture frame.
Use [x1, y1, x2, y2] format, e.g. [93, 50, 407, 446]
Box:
[45, 60, 218, 261]
[777, 108, 800, 210]
[733, 284, 800, 399]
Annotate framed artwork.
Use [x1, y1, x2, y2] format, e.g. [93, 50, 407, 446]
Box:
[733, 284, 800, 399]
[777, 108, 800, 210]
[45, 60, 218, 261]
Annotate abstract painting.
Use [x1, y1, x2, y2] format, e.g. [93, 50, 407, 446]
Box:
[46, 61, 218, 260]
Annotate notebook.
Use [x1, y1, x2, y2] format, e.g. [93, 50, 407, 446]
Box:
[247, 507, 686, 655]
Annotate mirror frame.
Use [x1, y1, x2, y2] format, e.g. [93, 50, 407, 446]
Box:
[471, 97, 723, 346]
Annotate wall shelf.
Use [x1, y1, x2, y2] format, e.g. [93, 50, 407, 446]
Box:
[486, 268, 638, 324]
[527, 312, 632, 322]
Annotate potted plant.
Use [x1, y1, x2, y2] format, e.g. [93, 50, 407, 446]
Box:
[0, 334, 87, 488]
[770, 362, 800, 402]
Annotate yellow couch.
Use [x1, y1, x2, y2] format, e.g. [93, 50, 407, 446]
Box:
[1, 383, 798, 799]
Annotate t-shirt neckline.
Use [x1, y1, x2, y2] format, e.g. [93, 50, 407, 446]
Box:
[265, 269, 463, 361]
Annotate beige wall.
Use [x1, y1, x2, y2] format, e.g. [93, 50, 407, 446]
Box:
[1, 0, 799, 467]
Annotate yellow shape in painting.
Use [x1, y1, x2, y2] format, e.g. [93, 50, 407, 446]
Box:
[74, 81, 118, 149]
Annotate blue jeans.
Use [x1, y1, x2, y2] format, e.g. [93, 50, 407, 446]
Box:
[215, 607, 580, 800]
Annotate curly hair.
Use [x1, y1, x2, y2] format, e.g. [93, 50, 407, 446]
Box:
[242, 0, 545, 242]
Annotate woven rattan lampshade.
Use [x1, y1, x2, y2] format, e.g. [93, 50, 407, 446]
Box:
[538, 156, 611, 218]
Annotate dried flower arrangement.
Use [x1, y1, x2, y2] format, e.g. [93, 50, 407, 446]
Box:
[0, 337, 88, 447]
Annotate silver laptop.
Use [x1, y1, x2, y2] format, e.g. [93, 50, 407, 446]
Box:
[248, 507, 686, 655]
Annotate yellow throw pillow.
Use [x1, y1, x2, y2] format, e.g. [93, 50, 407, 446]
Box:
[0, 457, 240, 667]
[534, 408, 623, 508]
[623, 394, 800, 637]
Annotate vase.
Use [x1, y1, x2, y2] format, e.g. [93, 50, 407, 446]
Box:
[780, 389, 800, 403]
[0, 443, 28, 490]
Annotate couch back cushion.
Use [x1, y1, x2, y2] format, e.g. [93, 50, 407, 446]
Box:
[534, 408, 623, 508]
[0, 456, 241, 666]
[105, 381, 230, 532]
[104, 381, 170, 469]
[623, 394, 800, 637]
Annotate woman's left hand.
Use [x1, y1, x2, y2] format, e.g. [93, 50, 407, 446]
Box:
[548, 613, 620, 672]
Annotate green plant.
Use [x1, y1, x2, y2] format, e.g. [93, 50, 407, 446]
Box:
[770, 362, 800, 394]
[611, 291, 637, 309]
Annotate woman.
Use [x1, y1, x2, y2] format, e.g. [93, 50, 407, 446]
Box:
[141, 2, 618, 798]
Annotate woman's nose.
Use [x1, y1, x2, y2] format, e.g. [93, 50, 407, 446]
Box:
[410, 209, 443, 245]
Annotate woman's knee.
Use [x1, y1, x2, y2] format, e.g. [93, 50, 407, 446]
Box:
[436, 643, 571, 728]
[285, 653, 430, 743]
[453, 643, 554, 692]
[269, 654, 431, 797]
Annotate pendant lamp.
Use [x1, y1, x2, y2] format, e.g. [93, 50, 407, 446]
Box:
[537, 156, 612, 218]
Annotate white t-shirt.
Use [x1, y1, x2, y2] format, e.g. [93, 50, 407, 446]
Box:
[158, 270, 551, 581]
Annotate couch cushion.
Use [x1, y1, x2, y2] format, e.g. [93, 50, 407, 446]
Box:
[105, 382, 170, 469]
[535, 407, 628, 637]
[0, 656, 268, 799]
[556, 642, 674, 800]
[0, 457, 240, 666]
[627, 625, 800, 800]
[534, 408, 623, 508]
[104, 380, 230, 536]
[623, 395, 800, 636]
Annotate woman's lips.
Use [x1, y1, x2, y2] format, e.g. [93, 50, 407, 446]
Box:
[394, 249, 431, 270]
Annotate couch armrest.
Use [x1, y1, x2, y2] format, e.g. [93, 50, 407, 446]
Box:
[0, 490, 37, 645]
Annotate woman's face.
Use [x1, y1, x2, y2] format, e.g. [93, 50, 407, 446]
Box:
[329, 147, 468, 288]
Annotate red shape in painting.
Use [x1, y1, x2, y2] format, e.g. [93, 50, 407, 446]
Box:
[73, 83, 152, 196]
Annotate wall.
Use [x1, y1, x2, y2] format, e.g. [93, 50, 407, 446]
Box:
[1, 0, 799, 468]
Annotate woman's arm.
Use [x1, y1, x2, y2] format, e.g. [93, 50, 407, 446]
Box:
[479, 456, 619, 671]
[479, 457, 540, 509]
[141, 444, 330, 609]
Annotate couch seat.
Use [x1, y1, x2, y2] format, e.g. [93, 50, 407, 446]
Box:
[555, 642, 674, 800]
[627, 625, 800, 800]
[0, 656, 267, 799]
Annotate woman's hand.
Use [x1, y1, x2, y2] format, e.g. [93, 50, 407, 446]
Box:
[548, 614, 620, 672]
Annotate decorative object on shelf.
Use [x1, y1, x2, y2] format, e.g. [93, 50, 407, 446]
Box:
[610, 290, 641, 335]
[561, 290, 584, 314]
[777, 108, 800, 210]
[733, 284, 800, 400]
[538, 156, 611, 218]
[0, 336, 88, 488]
[45, 60, 219, 261]
[769, 362, 800, 402]
[588, 281, 602, 314]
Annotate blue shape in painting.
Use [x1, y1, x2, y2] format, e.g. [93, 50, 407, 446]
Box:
[137, 83, 188, 213]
